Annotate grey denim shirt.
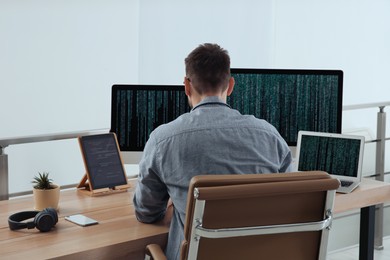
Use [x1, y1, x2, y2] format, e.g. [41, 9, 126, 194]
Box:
[133, 96, 292, 260]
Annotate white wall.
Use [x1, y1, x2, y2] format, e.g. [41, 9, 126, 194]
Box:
[137, 0, 275, 84]
[273, 1, 390, 178]
[0, 0, 140, 191]
[273, 0, 390, 105]
[1, 0, 390, 251]
[3, 0, 389, 191]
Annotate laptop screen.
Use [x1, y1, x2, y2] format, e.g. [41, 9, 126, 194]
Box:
[297, 132, 364, 178]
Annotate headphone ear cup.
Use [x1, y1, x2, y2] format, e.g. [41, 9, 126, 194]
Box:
[34, 208, 58, 232]
[45, 208, 58, 224]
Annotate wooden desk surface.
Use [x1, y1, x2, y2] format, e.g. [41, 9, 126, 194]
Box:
[0, 183, 169, 260]
[334, 178, 390, 214]
[1, 178, 390, 259]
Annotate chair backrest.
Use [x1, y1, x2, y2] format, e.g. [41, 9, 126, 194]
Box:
[180, 171, 340, 260]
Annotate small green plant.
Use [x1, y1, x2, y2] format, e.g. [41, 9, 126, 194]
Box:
[32, 172, 54, 190]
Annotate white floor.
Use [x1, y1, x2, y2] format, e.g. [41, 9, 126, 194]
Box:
[327, 236, 390, 260]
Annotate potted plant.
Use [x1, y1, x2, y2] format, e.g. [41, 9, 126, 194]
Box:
[32, 172, 60, 211]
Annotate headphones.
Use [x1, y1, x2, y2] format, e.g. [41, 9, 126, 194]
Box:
[8, 208, 58, 232]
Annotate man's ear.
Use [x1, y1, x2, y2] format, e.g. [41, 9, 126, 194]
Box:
[227, 77, 235, 96]
[184, 77, 191, 96]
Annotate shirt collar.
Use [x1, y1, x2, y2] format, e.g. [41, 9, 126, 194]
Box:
[191, 96, 231, 112]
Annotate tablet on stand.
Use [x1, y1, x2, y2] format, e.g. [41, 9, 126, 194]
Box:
[77, 133, 130, 196]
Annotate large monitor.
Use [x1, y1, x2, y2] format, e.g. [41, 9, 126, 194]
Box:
[229, 68, 343, 146]
[111, 69, 343, 164]
[110, 84, 190, 164]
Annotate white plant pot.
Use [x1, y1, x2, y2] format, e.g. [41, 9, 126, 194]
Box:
[33, 184, 60, 211]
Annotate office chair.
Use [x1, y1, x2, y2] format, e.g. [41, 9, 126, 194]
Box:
[145, 171, 340, 260]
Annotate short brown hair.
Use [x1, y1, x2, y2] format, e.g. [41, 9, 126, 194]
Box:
[185, 43, 231, 94]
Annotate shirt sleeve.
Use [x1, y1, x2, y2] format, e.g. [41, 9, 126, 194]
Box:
[277, 137, 294, 173]
[279, 150, 293, 173]
[133, 134, 169, 223]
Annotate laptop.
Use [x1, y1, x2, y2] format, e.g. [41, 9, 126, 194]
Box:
[295, 131, 365, 193]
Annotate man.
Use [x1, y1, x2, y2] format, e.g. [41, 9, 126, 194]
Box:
[133, 43, 292, 259]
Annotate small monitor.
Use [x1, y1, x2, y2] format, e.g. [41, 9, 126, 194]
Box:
[229, 68, 343, 146]
[110, 84, 190, 164]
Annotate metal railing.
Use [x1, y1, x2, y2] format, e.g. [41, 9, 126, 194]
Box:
[1, 101, 389, 248]
[0, 128, 109, 201]
[343, 101, 390, 250]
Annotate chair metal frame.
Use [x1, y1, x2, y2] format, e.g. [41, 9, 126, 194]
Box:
[145, 171, 339, 260]
[186, 175, 337, 260]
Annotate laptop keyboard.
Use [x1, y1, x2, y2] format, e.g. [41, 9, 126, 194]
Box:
[340, 180, 353, 187]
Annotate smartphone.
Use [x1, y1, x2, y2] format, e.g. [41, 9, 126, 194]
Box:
[65, 214, 99, 227]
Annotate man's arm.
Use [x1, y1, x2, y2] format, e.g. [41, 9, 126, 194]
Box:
[280, 144, 293, 173]
[133, 136, 170, 223]
[133, 173, 169, 223]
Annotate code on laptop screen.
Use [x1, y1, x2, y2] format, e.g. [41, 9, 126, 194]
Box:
[297, 135, 361, 177]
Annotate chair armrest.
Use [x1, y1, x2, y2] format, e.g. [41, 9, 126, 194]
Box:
[146, 244, 167, 260]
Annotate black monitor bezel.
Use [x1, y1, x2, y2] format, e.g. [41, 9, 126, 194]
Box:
[230, 68, 344, 146]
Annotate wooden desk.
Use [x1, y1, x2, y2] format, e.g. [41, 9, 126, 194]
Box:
[1, 178, 390, 260]
[334, 178, 390, 260]
[0, 184, 169, 259]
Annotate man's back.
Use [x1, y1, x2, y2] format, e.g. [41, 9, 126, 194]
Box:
[133, 96, 292, 260]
